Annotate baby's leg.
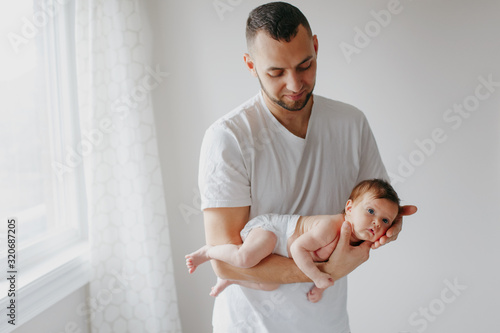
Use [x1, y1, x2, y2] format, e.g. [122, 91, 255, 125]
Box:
[307, 284, 331, 303]
[210, 278, 233, 297]
[185, 245, 213, 274]
[207, 227, 277, 268]
[186, 228, 277, 274]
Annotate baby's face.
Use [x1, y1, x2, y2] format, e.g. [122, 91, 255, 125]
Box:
[345, 194, 399, 243]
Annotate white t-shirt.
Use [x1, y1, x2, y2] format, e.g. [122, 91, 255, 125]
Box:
[199, 92, 388, 333]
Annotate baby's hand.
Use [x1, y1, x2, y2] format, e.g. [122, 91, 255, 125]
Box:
[313, 273, 334, 289]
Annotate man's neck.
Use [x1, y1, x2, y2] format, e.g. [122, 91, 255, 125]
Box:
[262, 91, 313, 139]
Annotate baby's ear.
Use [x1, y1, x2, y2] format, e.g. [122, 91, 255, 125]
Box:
[345, 199, 353, 214]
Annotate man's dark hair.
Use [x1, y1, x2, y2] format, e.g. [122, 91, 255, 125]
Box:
[246, 2, 312, 51]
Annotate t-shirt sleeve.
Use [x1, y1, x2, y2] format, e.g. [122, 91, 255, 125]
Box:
[356, 114, 389, 183]
[198, 123, 252, 210]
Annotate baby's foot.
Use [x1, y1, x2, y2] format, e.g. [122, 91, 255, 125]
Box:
[185, 245, 212, 274]
[307, 286, 326, 303]
[209, 278, 232, 297]
[313, 274, 334, 289]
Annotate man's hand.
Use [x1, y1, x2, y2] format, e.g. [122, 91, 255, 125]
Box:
[371, 205, 418, 249]
[322, 221, 372, 281]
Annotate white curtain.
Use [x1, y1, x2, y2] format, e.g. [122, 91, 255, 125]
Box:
[75, 0, 182, 332]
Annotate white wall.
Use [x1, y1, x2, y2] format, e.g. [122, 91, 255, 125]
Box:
[13, 286, 89, 333]
[148, 1, 500, 332]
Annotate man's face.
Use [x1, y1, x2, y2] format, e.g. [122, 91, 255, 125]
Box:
[245, 25, 318, 112]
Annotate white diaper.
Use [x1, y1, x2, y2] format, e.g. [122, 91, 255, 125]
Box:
[240, 214, 300, 258]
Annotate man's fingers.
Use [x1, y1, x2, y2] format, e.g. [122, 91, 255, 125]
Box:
[337, 221, 352, 249]
[386, 219, 402, 238]
[386, 205, 413, 238]
[372, 206, 416, 250]
[357, 240, 372, 261]
[358, 240, 372, 250]
[399, 205, 417, 216]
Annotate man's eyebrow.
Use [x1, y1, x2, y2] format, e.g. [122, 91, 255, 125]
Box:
[297, 56, 313, 67]
[265, 56, 313, 72]
[266, 66, 284, 72]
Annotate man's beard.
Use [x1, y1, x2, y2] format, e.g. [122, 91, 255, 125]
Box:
[257, 74, 314, 112]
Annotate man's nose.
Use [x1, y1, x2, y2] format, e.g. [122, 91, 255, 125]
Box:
[286, 72, 303, 93]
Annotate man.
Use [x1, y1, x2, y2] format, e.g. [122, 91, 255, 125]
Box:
[199, 2, 416, 332]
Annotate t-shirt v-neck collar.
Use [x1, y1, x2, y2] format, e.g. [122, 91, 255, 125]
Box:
[258, 91, 313, 144]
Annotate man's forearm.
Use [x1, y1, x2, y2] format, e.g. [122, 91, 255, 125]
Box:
[212, 254, 340, 284]
[204, 207, 350, 284]
[212, 254, 311, 284]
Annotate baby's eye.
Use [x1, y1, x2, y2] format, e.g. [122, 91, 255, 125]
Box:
[383, 219, 390, 224]
[367, 208, 374, 214]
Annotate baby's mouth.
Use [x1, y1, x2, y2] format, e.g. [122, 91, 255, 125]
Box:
[369, 228, 375, 236]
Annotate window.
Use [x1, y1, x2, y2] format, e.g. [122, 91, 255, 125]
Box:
[0, 0, 89, 329]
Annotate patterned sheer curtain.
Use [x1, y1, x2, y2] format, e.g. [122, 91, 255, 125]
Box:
[75, 1, 181, 332]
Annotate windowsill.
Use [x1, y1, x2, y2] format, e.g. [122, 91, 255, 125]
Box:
[0, 242, 89, 333]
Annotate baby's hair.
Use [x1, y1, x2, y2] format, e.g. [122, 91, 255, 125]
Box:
[343, 179, 401, 214]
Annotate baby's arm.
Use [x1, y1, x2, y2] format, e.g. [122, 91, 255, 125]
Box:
[290, 216, 339, 289]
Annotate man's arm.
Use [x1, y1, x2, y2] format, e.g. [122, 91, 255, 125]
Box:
[204, 207, 311, 284]
[204, 208, 371, 283]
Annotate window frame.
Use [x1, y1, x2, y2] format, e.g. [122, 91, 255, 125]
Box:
[0, 1, 89, 330]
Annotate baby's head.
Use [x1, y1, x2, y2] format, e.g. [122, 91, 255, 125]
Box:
[343, 179, 401, 243]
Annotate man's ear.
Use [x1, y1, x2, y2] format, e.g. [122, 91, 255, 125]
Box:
[243, 53, 258, 77]
[313, 34, 319, 55]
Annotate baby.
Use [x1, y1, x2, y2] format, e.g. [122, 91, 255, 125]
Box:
[186, 178, 401, 302]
